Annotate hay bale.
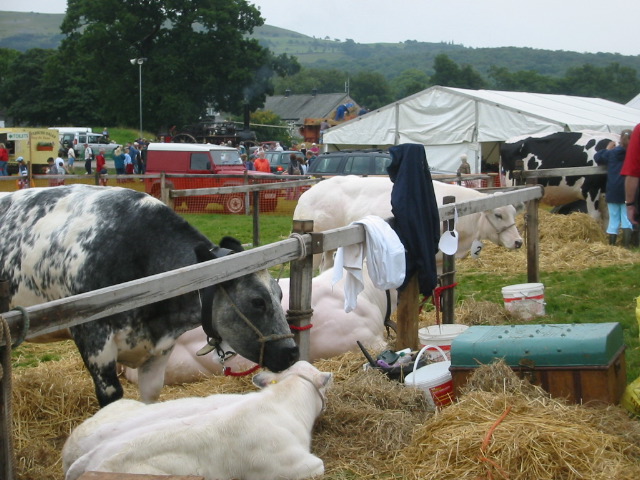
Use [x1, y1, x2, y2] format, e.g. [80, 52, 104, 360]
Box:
[396, 361, 640, 480]
[312, 353, 431, 477]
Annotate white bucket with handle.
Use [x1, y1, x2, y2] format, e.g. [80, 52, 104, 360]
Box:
[404, 345, 455, 409]
[502, 283, 545, 319]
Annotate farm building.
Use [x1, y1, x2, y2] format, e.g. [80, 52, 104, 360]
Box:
[322, 86, 640, 173]
[261, 91, 361, 144]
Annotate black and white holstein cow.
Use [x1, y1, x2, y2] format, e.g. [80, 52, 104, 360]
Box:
[0, 185, 298, 407]
[500, 130, 618, 220]
[63, 361, 332, 480]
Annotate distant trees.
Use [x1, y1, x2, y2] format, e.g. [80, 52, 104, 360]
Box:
[1, 13, 639, 131]
[391, 69, 430, 98]
[350, 71, 393, 110]
[0, 0, 300, 132]
[430, 54, 486, 89]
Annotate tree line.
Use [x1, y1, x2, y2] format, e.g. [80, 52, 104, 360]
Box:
[0, 0, 638, 135]
[272, 55, 640, 112]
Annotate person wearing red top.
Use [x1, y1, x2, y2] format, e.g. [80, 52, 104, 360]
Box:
[622, 123, 640, 225]
[96, 149, 108, 186]
[253, 150, 271, 173]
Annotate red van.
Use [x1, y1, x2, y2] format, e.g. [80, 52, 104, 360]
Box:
[144, 143, 279, 213]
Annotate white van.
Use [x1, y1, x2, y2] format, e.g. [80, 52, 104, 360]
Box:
[50, 127, 93, 151]
[50, 127, 120, 159]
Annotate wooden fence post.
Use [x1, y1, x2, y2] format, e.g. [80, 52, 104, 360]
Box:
[0, 278, 15, 480]
[244, 171, 250, 216]
[160, 172, 168, 205]
[396, 274, 419, 351]
[526, 180, 541, 283]
[289, 220, 314, 361]
[441, 195, 456, 324]
[252, 191, 260, 247]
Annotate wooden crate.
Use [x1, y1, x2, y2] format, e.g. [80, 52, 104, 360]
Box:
[449, 323, 627, 405]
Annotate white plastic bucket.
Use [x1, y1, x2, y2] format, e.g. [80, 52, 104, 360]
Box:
[501, 283, 545, 319]
[418, 324, 469, 360]
[405, 345, 455, 409]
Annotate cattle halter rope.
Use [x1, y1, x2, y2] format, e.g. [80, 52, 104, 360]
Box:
[218, 286, 294, 367]
[484, 212, 516, 239]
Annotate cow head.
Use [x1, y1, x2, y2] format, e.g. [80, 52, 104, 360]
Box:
[197, 237, 299, 373]
[478, 202, 523, 250]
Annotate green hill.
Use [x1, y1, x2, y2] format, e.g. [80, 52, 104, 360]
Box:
[2, 11, 640, 80]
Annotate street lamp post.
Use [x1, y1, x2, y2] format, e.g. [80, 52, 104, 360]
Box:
[130, 58, 147, 139]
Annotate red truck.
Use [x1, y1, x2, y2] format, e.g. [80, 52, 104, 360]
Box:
[144, 143, 279, 213]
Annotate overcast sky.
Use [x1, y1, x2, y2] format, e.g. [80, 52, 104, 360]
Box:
[2, 0, 640, 56]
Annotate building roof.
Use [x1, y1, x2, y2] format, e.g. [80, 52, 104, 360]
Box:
[261, 92, 358, 125]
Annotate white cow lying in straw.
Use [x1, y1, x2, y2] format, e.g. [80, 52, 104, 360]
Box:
[63, 361, 332, 480]
[123, 265, 396, 384]
[293, 175, 524, 272]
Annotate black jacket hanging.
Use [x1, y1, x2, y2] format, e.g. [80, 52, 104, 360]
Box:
[387, 143, 440, 297]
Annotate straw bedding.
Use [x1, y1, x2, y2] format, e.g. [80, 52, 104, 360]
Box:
[457, 210, 640, 275]
[8, 210, 640, 480]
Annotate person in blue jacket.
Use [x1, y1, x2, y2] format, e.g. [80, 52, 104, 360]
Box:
[595, 129, 633, 247]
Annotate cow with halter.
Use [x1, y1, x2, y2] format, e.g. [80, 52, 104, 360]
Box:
[0, 185, 299, 406]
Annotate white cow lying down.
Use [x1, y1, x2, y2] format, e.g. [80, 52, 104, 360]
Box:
[293, 176, 524, 272]
[63, 361, 332, 480]
[123, 265, 396, 384]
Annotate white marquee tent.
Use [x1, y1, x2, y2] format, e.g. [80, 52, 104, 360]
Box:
[322, 86, 640, 173]
[627, 92, 640, 110]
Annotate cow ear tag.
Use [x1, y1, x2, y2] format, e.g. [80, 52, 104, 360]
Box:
[438, 208, 459, 255]
[471, 240, 483, 258]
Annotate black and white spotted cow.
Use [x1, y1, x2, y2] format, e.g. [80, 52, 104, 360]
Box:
[0, 185, 298, 407]
[500, 130, 618, 220]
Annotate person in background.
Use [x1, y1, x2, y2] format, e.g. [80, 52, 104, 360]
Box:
[305, 150, 316, 170]
[123, 146, 134, 174]
[595, 130, 633, 247]
[17, 157, 29, 188]
[46, 157, 57, 174]
[83, 143, 94, 175]
[319, 119, 330, 143]
[67, 145, 76, 174]
[310, 143, 320, 155]
[129, 142, 140, 173]
[113, 146, 125, 175]
[139, 143, 148, 174]
[457, 154, 471, 176]
[96, 148, 108, 186]
[287, 153, 301, 176]
[621, 124, 640, 244]
[0, 142, 8, 176]
[253, 149, 270, 173]
[242, 153, 254, 171]
[102, 127, 109, 139]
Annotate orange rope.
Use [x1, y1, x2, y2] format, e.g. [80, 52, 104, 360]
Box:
[478, 405, 512, 479]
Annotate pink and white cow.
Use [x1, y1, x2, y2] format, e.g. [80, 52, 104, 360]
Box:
[293, 175, 523, 272]
[63, 361, 332, 480]
[123, 265, 396, 384]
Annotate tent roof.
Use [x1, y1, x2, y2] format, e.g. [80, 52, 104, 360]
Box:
[323, 86, 640, 147]
[627, 92, 640, 110]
